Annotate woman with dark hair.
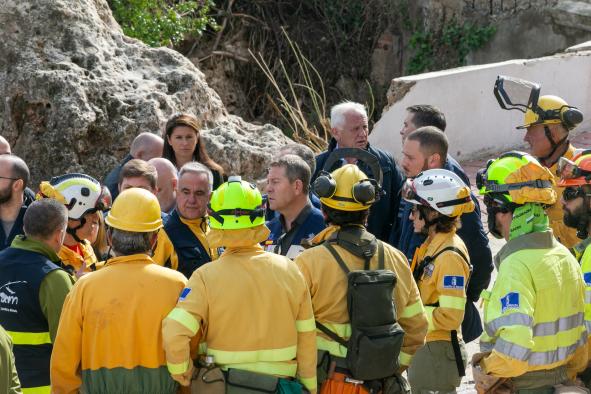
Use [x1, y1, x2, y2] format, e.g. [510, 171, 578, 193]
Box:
[163, 113, 225, 189]
[403, 168, 475, 394]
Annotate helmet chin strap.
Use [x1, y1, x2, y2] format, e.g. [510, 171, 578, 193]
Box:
[66, 216, 86, 244]
[538, 125, 568, 167]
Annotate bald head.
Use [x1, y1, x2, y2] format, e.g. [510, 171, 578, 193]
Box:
[148, 157, 178, 213]
[0, 136, 11, 155]
[130, 132, 164, 161]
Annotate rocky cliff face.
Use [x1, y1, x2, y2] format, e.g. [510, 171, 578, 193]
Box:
[0, 0, 289, 187]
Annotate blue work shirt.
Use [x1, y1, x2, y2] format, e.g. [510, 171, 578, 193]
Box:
[265, 202, 326, 259]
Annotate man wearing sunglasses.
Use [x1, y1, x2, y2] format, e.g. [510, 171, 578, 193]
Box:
[474, 151, 587, 391]
[557, 150, 591, 387]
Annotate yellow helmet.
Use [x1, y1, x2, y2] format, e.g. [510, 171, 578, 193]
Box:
[314, 164, 378, 212]
[208, 176, 265, 230]
[517, 95, 582, 130]
[105, 188, 163, 232]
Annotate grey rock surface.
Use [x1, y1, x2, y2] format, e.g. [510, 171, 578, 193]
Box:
[0, 0, 289, 187]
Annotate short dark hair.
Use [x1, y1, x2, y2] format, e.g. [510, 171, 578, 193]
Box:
[8, 155, 29, 189]
[23, 199, 67, 240]
[279, 143, 316, 175]
[407, 105, 446, 131]
[407, 126, 448, 161]
[322, 204, 369, 226]
[270, 154, 311, 194]
[119, 159, 158, 189]
[417, 205, 459, 233]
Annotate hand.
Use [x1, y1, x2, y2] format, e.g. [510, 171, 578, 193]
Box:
[171, 363, 194, 387]
[472, 364, 499, 394]
[471, 351, 491, 367]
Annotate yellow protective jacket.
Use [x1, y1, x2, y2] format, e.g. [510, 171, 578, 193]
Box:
[58, 240, 99, 277]
[574, 238, 591, 361]
[50, 254, 187, 394]
[162, 225, 317, 393]
[548, 144, 579, 249]
[414, 230, 470, 342]
[294, 225, 428, 369]
[480, 230, 588, 379]
[152, 216, 219, 271]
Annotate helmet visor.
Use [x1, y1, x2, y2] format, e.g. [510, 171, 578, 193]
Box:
[494, 75, 540, 113]
[95, 186, 112, 212]
[401, 178, 429, 206]
[556, 157, 591, 181]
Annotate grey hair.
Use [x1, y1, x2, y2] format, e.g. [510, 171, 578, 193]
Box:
[330, 101, 367, 129]
[269, 154, 311, 194]
[110, 228, 156, 255]
[24, 199, 67, 240]
[278, 143, 316, 175]
[179, 161, 214, 192]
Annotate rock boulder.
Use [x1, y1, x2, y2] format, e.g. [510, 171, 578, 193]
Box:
[0, 0, 289, 187]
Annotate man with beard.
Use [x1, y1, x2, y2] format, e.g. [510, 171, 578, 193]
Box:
[0, 155, 30, 251]
[397, 126, 493, 342]
[557, 150, 591, 387]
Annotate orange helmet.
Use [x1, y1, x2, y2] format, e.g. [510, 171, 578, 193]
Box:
[557, 150, 591, 187]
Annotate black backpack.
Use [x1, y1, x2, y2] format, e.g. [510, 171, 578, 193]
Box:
[316, 226, 405, 381]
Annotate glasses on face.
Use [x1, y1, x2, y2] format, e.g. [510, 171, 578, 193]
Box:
[0, 175, 18, 181]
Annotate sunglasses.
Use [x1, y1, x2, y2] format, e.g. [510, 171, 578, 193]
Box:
[561, 187, 591, 202]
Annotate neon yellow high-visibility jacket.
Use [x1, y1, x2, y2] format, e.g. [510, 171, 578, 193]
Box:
[548, 145, 579, 249]
[480, 230, 588, 379]
[294, 225, 428, 369]
[162, 225, 317, 393]
[574, 237, 591, 360]
[414, 230, 470, 342]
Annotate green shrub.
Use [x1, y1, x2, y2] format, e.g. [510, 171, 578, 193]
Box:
[109, 0, 217, 47]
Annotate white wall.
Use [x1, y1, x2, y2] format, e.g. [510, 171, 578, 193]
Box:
[369, 49, 591, 161]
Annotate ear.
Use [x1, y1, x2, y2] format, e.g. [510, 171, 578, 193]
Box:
[171, 178, 178, 190]
[12, 179, 24, 192]
[427, 153, 442, 169]
[149, 231, 159, 250]
[106, 228, 113, 247]
[294, 179, 304, 195]
[331, 126, 340, 140]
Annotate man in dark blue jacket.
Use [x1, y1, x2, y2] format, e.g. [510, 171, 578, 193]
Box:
[312, 101, 404, 242]
[394, 126, 493, 342]
[265, 155, 325, 259]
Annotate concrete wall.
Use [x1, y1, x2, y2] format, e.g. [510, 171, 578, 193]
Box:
[369, 48, 591, 161]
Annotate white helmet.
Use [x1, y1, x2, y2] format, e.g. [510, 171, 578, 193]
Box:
[402, 169, 475, 217]
[38, 173, 112, 220]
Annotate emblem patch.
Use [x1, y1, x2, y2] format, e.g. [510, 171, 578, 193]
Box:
[500, 292, 520, 313]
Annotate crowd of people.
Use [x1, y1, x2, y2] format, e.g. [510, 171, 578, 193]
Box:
[0, 81, 590, 394]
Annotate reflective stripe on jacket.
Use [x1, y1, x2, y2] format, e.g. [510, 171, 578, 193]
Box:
[576, 238, 591, 360]
[480, 231, 588, 379]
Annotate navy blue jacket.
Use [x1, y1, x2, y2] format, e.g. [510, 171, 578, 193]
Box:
[391, 156, 493, 301]
[0, 206, 26, 251]
[265, 204, 326, 257]
[312, 140, 404, 242]
[163, 210, 211, 279]
[0, 247, 60, 390]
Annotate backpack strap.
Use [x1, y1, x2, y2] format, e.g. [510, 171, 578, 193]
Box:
[323, 242, 351, 275]
[429, 246, 469, 264]
[414, 246, 470, 284]
[377, 241, 385, 270]
[315, 321, 348, 348]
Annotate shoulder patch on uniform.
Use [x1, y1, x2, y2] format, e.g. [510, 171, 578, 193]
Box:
[500, 292, 520, 313]
[584, 272, 591, 286]
[424, 263, 435, 278]
[179, 288, 191, 301]
[442, 275, 464, 289]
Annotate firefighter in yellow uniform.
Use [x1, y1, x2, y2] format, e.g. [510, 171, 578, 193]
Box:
[37, 174, 111, 277]
[295, 154, 428, 394]
[162, 176, 317, 392]
[495, 79, 584, 248]
[556, 150, 591, 387]
[473, 151, 588, 391]
[402, 169, 475, 393]
[50, 188, 188, 393]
